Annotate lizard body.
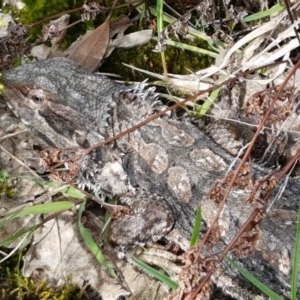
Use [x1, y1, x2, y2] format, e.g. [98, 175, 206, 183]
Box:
[2, 58, 300, 299]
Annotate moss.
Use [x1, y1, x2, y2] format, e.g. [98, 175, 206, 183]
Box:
[19, 0, 78, 24]
[17, 0, 128, 48]
[0, 172, 14, 198]
[6, 0, 214, 76]
[16, 0, 87, 45]
[0, 249, 90, 300]
[101, 38, 214, 82]
[0, 186, 87, 300]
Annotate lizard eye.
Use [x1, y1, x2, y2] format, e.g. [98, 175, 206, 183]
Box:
[31, 95, 44, 103]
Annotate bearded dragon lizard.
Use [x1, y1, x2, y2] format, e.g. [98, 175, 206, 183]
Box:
[1, 57, 299, 299]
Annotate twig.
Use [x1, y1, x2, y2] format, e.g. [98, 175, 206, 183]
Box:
[190, 58, 300, 299]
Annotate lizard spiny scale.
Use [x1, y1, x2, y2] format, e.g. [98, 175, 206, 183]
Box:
[2, 57, 300, 299]
[2, 57, 174, 248]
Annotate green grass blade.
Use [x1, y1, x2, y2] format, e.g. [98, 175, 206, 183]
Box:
[148, 6, 216, 46]
[190, 205, 202, 247]
[0, 201, 74, 229]
[156, 0, 163, 34]
[196, 88, 220, 116]
[155, 0, 168, 75]
[102, 196, 116, 242]
[132, 257, 179, 289]
[77, 201, 117, 278]
[0, 224, 39, 247]
[166, 40, 218, 58]
[138, 3, 146, 27]
[291, 200, 300, 300]
[23, 177, 86, 199]
[226, 256, 283, 300]
[13, 201, 74, 215]
[242, 3, 284, 23]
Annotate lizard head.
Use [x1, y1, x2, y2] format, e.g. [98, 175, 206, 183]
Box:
[1, 58, 137, 196]
[2, 58, 161, 149]
[2, 79, 96, 148]
[2, 58, 118, 148]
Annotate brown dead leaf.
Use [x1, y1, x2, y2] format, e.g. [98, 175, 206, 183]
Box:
[109, 15, 133, 39]
[68, 13, 111, 72]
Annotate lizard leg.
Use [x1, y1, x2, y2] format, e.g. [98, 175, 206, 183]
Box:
[109, 190, 174, 248]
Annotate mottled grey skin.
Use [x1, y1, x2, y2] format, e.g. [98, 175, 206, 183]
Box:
[2, 58, 176, 247]
[2, 58, 120, 148]
[2, 58, 300, 299]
